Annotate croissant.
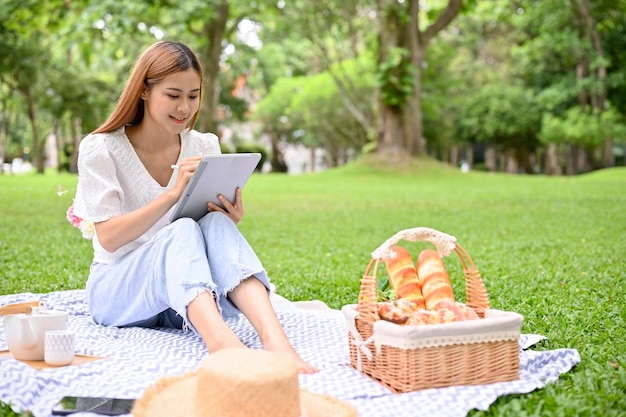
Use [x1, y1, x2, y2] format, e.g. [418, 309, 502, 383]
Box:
[377, 299, 416, 324]
[407, 302, 479, 326]
[385, 246, 426, 309]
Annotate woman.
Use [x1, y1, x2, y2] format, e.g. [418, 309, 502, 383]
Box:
[72, 40, 316, 373]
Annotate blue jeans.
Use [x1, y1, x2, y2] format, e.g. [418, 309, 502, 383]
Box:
[85, 212, 270, 332]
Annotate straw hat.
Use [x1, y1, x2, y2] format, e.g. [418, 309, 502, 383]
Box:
[132, 348, 358, 417]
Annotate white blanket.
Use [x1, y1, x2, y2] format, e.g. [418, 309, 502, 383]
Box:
[0, 290, 580, 417]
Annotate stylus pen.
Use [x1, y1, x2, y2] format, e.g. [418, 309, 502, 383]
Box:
[170, 165, 179, 170]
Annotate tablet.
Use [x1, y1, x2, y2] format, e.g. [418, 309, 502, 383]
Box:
[169, 153, 262, 222]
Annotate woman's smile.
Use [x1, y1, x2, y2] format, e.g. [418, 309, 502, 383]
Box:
[170, 115, 188, 124]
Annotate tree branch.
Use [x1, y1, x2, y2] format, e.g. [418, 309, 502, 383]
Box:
[421, 0, 463, 46]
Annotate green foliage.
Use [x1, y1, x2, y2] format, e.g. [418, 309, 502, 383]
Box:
[253, 76, 301, 134]
[421, 37, 467, 150]
[253, 55, 376, 160]
[457, 81, 542, 151]
[540, 106, 626, 148]
[376, 47, 416, 108]
[2, 0, 626, 176]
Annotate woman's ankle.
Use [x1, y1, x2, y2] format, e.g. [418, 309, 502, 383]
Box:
[204, 332, 247, 353]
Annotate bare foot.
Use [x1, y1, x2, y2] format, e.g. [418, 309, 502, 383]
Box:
[203, 332, 248, 353]
[188, 292, 249, 353]
[225, 278, 318, 373]
[263, 339, 318, 374]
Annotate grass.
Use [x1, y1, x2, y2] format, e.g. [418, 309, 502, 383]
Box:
[1, 157, 625, 416]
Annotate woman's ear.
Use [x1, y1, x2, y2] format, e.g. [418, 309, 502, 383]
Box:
[140, 88, 148, 100]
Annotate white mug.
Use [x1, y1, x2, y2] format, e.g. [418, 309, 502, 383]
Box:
[44, 330, 75, 366]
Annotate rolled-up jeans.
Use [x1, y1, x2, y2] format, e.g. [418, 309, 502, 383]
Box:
[85, 212, 270, 333]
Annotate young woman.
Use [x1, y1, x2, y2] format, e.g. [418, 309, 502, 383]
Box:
[72, 40, 316, 373]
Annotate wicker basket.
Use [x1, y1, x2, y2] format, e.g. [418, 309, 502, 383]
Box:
[343, 227, 523, 393]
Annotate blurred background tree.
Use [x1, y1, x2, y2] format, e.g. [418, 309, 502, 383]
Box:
[1, 0, 624, 175]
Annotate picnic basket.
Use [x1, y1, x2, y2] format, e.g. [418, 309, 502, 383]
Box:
[343, 227, 523, 393]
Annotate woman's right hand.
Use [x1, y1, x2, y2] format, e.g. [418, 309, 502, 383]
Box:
[170, 155, 203, 199]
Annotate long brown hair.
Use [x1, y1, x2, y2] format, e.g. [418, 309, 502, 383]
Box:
[94, 41, 203, 134]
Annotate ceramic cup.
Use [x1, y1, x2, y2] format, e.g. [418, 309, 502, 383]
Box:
[44, 330, 75, 366]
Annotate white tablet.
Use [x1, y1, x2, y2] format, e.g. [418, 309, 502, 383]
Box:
[169, 153, 262, 222]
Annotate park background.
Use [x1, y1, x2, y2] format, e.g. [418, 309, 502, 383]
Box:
[1, 1, 626, 416]
[2, 0, 626, 174]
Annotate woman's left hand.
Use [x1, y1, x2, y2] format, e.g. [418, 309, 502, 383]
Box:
[207, 187, 245, 224]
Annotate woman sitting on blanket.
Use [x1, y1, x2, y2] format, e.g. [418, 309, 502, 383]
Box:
[72, 40, 317, 374]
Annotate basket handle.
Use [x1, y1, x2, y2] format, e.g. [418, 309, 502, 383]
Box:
[370, 227, 457, 260]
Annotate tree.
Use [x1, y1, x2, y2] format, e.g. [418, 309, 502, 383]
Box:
[375, 0, 467, 160]
[0, 0, 165, 172]
[509, 0, 626, 172]
[165, 0, 280, 135]
[254, 56, 376, 170]
[457, 82, 542, 173]
[0, 1, 52, 173]
[540, 106, 626, 174]
[254, 0, 379, 168]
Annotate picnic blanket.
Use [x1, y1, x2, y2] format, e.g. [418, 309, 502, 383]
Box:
[0, 290, 580, 417]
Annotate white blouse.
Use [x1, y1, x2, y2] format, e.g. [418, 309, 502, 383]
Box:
[73, 127, 221, 264]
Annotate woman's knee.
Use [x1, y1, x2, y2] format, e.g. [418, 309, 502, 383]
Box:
[169, 217, 204, 241]
[198, 211, 236, 233]
[171, 216, 201, 231]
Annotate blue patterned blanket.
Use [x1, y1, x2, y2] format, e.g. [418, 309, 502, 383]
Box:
[0, 290, 580, 417]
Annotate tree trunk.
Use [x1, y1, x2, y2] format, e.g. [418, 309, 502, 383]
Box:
[464, 146, 474, 169]
[52, 122, 61, 172]
[375, 0, 413, 159]
[309, 148, 316, 173]
[516, 148, 533, 174]
[573, 145, 590, 173]
[577, 0, 612, 167]
[375, 0, 462, 160]
[0, 96, 6, 165]
[269, 132, 288, 173]
[69, 116, 82, 173]
[564, 144, 574, 175]
[485, 145, 497, 172]
[376, 104, 411, 163]
[200, 1, 229, 135]
[449, 145, 459, 167]
[545, 143, 562, 176]
[505, 152, 518, 174]
[21, 88, 43, 173]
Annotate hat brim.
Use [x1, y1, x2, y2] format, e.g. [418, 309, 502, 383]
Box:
[131, 372, 357, 417]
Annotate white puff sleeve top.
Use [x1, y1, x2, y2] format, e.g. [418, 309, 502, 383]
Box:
[73, 127, 221, 264]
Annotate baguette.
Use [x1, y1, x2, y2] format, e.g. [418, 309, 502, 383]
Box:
[385, 246, 426, 308]
[416, 249, 456, 310]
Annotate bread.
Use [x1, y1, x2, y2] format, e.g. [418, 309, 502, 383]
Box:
[378, 299, 415, 324]
[385, 246, 425, 308]
[379, 248, 481, 328]
[416, 249, 456, 310]
[407, 309, 441, 325]
[434, 300, 465, 322]
[457, 303, 479, 320]
[406, 302, 479, 326]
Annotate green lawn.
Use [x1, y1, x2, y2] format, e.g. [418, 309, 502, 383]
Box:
[1, 158, 625, 416]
